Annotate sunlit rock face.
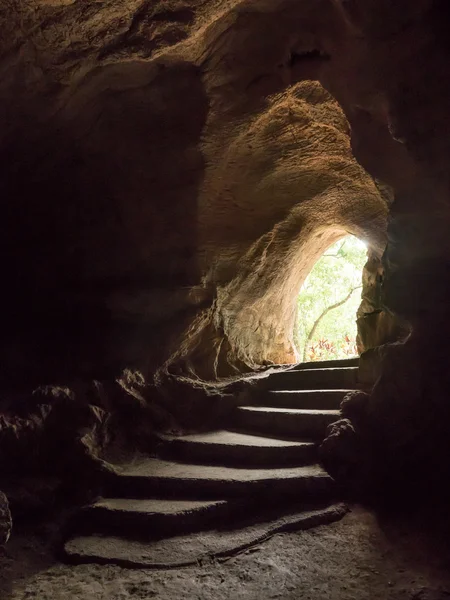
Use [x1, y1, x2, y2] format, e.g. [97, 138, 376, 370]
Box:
[356, 248, 410, 355]
[2, 0, 450, 503]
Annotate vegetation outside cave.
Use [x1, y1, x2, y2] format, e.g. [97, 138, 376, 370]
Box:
[295, 235, 367, 362]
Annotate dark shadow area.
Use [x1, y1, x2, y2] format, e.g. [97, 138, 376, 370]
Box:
[0, 59, 208, 386]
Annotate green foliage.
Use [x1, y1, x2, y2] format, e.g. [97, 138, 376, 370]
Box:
[296, 235, 367, 361]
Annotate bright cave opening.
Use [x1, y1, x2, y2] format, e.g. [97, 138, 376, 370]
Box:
[295, 235, 368, 363]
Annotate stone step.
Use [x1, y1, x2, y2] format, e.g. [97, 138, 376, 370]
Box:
[293, 358, 359, 370]
[234, 406, 340, 440]
[253, 389, 351, 410]
[157, 430, 316, 467]
[106, 459, 333, 501]
[69, 498, 231, 540]
[264, 367, 360, 391]
[62, 503, 348, 568]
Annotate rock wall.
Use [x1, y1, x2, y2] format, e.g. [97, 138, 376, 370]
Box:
[356, 249, 409, 354]
[0, 0, 388, 387]
[317, 0, 450, 501]
[2, 0, 450, 506]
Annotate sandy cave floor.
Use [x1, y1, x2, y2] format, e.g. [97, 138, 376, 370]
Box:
[1, 507, 450, 600]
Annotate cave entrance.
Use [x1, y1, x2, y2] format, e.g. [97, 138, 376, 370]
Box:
[295, 235, 367, 363]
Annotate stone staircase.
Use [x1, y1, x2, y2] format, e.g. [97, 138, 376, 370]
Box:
[62, 358, 361, 567]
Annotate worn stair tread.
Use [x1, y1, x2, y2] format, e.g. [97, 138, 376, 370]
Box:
[233, 406, 341, 440]
[264, 366, 360, 391]
[272, 367, 358, 376]
[119, 458, 329, 482]
[69, 497, 235, 540]
[63, 503, 349, 568]
[88, 498, 227, 514]
[108, 458, 333, 499]
[293, 358, 359, 369]
[249, 389, 353, 411]
[238, 407, 340, 416]
[299, 367, 357, 373]
[263, 389, 352, 408]
[158, 430, 317, 468]
[268, 388, 354, 394]
[160, 430, 313, 448]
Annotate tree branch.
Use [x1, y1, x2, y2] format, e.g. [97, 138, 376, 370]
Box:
[323, 241, 345, 258]
[302, 285, 362, 362]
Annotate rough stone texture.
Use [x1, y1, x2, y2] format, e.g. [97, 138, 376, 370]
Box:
[1, 506, 450, 598]
[63, 504, 348, 568]
[0, 492, 12, 547]
[1, 0, 450, 504]
[0, 0, 388, 388]
[59, 363, 348, 566]
[356, 249, 409, 353]
[325, 338, 450, 501]
[4, 507, 450, 599]
[0, 377, 185, 513]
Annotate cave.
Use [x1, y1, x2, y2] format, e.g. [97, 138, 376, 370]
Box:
[2, 1, 450, 598]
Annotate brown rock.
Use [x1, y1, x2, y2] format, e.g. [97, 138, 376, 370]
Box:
[0, 491, 12, 546]
[0, 1, 389, 383]
[1, 0, 450, 504]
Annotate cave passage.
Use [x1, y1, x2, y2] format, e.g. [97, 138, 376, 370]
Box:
[295, 235, 367, 362]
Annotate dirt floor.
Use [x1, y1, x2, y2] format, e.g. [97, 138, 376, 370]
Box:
[1, 507, 450, 600]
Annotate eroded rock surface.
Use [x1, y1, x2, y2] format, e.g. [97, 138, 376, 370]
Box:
[1, 0, 450, 502]
[0, 492, 12, 546]
[0, 0, 388, 386]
